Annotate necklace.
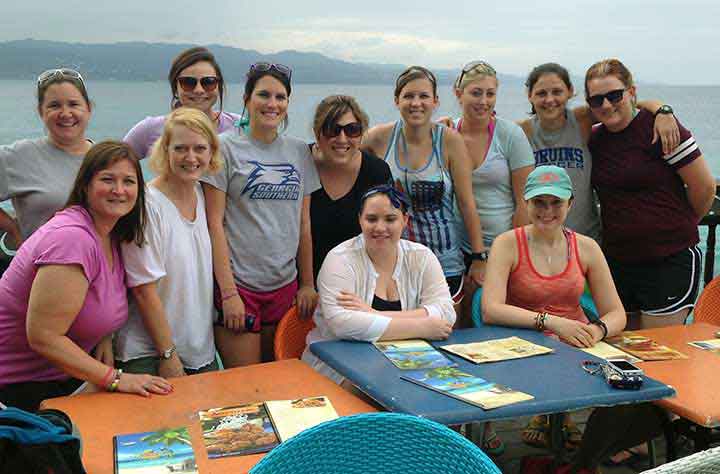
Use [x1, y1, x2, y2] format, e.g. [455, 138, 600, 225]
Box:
[528, 228, 570, 266]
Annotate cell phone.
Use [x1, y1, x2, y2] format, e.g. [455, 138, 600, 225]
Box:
[606, 359, 644, 376]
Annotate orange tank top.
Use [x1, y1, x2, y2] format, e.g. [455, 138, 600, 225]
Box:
[506, 227, 588, 329]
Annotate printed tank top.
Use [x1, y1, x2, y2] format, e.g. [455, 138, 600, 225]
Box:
[507, 226, 588, 327]
[383, 121, 464, 277]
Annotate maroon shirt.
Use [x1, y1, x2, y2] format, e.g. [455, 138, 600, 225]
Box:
[590, 109, 701, 263]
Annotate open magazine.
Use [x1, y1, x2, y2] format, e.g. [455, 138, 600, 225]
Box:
[439, 336, 553, 364]
[198, 396, 338, 458]
[606, 332, 687, 361]
[401, 366, 533, 410]
[373, 339, 455, 370]
[114, 427, 197, 474]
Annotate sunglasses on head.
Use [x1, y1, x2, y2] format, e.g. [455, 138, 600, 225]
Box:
[249, 62, 292, 81]
[457, 60, 496, 86]
[37, 68, 84, 87]
[586, 88, 626, 108]
[325, 122, 363, 138]
[177, 76, 219, 92]
[396, 66, 436, 89]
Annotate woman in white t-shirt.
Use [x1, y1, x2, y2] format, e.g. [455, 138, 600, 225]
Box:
[115, 108, 222, 377]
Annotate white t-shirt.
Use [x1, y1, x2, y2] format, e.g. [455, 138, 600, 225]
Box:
[115, 184, 216, 369]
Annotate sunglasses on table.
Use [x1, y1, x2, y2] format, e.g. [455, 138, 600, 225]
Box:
[325, 122, 363, 138]
[37, 68, 84, 87]
[586, 88, 626, 108]
[456, 60, 496, 86]
[177, 76, 220, 92]
[249, 62, 292, 81]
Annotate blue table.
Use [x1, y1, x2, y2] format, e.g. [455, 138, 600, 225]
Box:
[309, 326, 675, 426]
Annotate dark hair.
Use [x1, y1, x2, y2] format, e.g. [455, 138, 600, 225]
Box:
[65, 141, 146, 245]
[312, 95, 369, 140]
[37, 75, 91, 111]
[525, 63, 573, 115]
[168, 47, 226, 111]
[359, 185, 410, 215]
[242, 66, 292, 131]
[584, 58, 634, 100]
[394, 66, 438, 99]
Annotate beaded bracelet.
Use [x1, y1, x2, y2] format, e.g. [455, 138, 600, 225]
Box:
[107, 369, 123, 392]
[535, 312, 548, 331]
[100, 366, 115, 388]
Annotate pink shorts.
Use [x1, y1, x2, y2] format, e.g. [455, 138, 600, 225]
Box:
[214, 280, 298, 332]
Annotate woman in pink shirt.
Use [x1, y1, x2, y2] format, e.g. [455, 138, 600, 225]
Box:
[0, 141, 172, 412]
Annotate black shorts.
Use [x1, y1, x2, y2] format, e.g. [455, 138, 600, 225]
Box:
[0, 378, 83, 412]
[607, 245, 701, 316]
[446, 275, 464, 304]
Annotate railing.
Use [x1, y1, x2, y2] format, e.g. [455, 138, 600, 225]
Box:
[698, 187, 720, 286]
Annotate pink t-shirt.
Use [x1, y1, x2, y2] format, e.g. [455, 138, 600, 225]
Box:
[0, 206, 128, 385]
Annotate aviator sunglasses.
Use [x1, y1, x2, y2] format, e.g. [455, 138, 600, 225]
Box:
[249, 62, 292, 81]
[177, 76, 220, 92]
[37, 68, 85, 87]
[456, 60, 496, 87]
[586, 88, 626, 108]
[325, 121, 363, 138]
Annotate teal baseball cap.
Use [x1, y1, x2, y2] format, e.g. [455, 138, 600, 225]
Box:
[523, 165, 573, 200]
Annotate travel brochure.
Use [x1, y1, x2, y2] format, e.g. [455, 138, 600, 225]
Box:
[439, 336, 553, 364]
[401, 366, 533, 410]
[688, 338, 720, 355]
[114, 427, 198, 474]
[580, 341, 642, 364]
[198, 396, 338, 458]
[373, 339, 456, 370]
[606, 331, 688, 361]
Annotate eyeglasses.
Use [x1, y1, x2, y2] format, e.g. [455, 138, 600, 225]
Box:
[456, 60, 496, 87]
[325, 122, 363, 138]
[37, 68, 84, 87]
[586, 88, 626, 108]
[249, 62, 292, 81]
[177, 76, 219, 92]
[361, 185, 411, 211]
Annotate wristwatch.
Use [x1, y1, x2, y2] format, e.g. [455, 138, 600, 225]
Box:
[654, 104, 674, 116]
[159, 345, 176, 360]
[471, 251, 489, 262]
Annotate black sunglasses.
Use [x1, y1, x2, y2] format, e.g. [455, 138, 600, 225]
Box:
[249, 62, 292, 81]
[325, 122, 363, 138]
[177, 76, 219, 92]
[586, 88, 625, 108]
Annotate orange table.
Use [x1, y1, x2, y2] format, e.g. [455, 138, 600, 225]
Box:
[634, 322, 720, 428]
[41, 359, 377, 474]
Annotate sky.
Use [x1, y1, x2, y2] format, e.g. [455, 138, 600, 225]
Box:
[2, 0, 719, 85]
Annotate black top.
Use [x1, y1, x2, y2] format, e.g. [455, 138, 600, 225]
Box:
[311, 150, 392, 283]
[371, 295, 402, 312]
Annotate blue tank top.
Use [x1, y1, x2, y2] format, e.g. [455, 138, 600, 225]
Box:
[383, 121, 464, 277]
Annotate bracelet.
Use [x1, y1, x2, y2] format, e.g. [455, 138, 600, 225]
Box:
[534, 312, 548, 331]
[221, 292, 239, 302]
[592, 319, 609, 340]
[107, 369, 123, 392]
[100, 366, 115, 387]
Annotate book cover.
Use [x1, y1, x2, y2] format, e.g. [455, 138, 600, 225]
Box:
[688, 338, 720, 354]
[439, 336, 553, 364]
[264, 396, 339, 441]
[373, 339, 456, 370]
[114, 427, 197, 474]
[606, 331, 688, 361]
[401, 366, 533, 410]
[198, 402, 279, 458]
[580, 341, 642, 364]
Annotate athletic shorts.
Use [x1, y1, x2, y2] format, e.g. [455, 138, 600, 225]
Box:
[446, 274, 464, 304]
[214, 280, 298, 332]
[607, 245, 701, 316]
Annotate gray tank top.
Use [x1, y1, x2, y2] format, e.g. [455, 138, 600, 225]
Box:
[529, 111, 601, 242]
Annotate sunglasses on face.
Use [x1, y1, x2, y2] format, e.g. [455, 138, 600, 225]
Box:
[177, 76, 219, 92]
[249, 62, 292, 81]
[457, 60, 496, 86]
[586, 88, 626, 108]
[37, 68, 84, 87]
[325, 122, 363, 138]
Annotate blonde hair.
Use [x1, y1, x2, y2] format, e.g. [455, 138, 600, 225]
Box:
[149, 107, 222, 176]
[454, 61, 498, 91]
[584, 58, 634, 99]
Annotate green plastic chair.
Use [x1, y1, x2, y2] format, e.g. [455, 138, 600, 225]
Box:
[249, 412, 502, 474]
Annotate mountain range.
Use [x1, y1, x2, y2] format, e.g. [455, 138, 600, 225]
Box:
[0, 39, 525, 85]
